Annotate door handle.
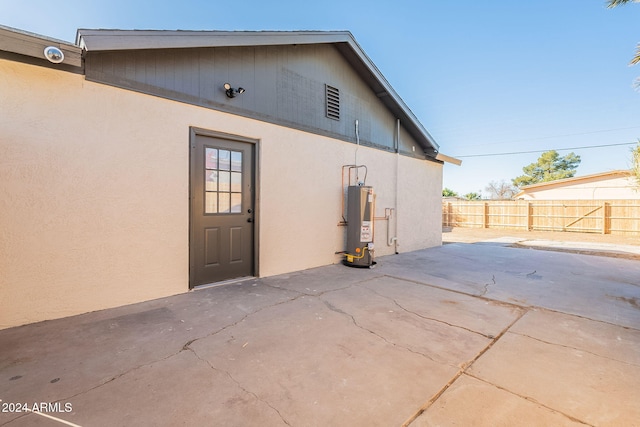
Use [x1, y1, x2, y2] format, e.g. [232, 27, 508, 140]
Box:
[247, 218, 253, 223]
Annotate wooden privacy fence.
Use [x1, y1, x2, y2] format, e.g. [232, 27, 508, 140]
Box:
[442, 200, 640, 236]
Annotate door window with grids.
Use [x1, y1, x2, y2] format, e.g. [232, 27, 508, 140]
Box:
[204, 148, 242, 214]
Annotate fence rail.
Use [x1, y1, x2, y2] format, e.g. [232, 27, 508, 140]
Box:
[442, 200, 640, 236]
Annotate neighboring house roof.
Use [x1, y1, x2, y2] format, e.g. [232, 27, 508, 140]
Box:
[75, 29, 440, 157]
[515, 170, 638, 199]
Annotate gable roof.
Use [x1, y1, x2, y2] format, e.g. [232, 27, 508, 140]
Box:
[514, 170, 634, 197]
[75, 29, 439, 157]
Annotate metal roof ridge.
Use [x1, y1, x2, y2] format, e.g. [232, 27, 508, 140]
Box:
[1, 24, 78, 48]
[75, 29, 353, 44]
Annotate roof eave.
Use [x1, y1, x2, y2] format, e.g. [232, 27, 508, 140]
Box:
[435, 153, 461, 165]
[333, 38, 439, 156]
[1, 24, 82, 68]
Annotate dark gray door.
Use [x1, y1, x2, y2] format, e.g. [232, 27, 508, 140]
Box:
[190, 132, 255, 287]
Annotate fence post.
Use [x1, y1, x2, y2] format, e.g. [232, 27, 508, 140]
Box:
[483, 202, 489, 229]
[526, 202, 532, 231]
[602, 201, 608, 234]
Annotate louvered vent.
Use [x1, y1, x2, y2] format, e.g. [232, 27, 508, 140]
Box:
[325, 85, 340, 120]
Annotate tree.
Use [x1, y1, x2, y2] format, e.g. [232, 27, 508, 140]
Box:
[442, 188, 458, 197]
[462, 192, 482, 200]
[607, 0, 639, 7]
[512, 150, 581, 188]
[485, 180, 518, 200]
[607, 0, 640, 88]
[632, 140, 640, 186]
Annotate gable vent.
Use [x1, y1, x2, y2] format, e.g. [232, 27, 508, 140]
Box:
[325, 84, 340, 121]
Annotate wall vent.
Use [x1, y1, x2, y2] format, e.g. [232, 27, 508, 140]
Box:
[325, 85, 340, 120]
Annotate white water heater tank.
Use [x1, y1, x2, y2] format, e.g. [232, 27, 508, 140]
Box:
[344, 185, 375, 268]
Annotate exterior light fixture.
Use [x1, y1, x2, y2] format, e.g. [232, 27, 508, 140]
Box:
[43, 46, 64, 64]
[224, 83, 245, 98]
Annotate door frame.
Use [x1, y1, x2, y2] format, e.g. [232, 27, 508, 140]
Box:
[189, 126, 260, 288]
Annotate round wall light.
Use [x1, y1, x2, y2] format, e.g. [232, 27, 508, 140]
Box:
[44, 46, 64, 64]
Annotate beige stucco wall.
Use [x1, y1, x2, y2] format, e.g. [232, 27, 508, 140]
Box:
[518, 176, 640, 200]
[0, 59, 442, 329]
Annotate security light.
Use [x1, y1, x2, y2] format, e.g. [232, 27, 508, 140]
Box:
[224, 83, 245, 98]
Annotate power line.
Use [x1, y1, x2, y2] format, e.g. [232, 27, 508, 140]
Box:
[454, 125, 640, 148]
[431, 125, 640, 148]
[455, 142, 638, 158]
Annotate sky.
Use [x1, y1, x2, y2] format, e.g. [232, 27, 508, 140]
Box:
[2, 0, 639, 197]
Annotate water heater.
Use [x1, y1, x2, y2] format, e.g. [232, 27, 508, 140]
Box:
[344, 185, 375, 267]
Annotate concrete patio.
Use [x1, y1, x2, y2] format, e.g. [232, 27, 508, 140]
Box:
[1, 238, 639, 426]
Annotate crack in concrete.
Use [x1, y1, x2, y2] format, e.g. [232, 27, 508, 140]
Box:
[535, 306, 640, 333]
[46, 343, 188, 407]
[185, 346, 292, 426]
[382, 273, 533, 315]
[464, 373, 595, 426]
[508, 330, 640, 368]
[363, 286, 491, 338]
[258, 281, 307, 295]
[0, 413, 29, 426]
[29, 290, 309, 417]
[175, 291, 309, 356]
[402, 309, 529, 427]
[383, 274, 524, 308]
[56, 289, 314, 403]
[39, 276, 382, 421]
[351, 274, 609, 426]
[259, 274, 383, 298]
[319, 299, 440, 364]
[481, 275, 496, 297]
[1, 350, 192, 426]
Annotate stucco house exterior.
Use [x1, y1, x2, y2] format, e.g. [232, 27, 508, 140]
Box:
[514, 170, 640, 200]
[1, 25, 453, 329]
